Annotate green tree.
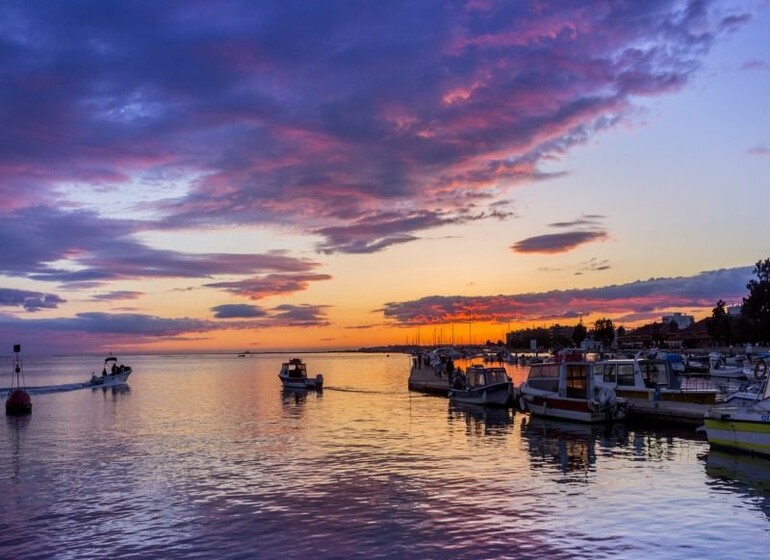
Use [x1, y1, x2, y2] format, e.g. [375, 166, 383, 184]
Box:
[742, 258, 770, 342]
[593, 318, 615, 349]
[572, 322, 587, 346]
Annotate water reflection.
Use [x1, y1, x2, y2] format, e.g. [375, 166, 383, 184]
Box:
[705, 449, 770, 520]
[521, 416, 631, 480]
[447, 402, 514, 437]
[94, 384, 131, 399]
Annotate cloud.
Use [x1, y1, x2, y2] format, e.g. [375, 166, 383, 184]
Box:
[512, 231, 609, 254]
[0, 206, 324, 284]
[205, 273, 332, 299]
[89, 291, 144, 302]
[512, 214, 609, 254]
[747, 143, 770, 156]
[0, 288, 66, 312]
[381, 265, 752, 325]
[0, 1, 752, 253]
[211, 304, 267, 319]
[269, 304, 330, 327]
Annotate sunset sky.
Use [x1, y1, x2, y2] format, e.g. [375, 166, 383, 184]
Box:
[1, 0, 768, 354]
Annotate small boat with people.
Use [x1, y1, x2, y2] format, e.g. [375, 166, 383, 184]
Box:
[519, 359, 628, 423]
[449, 364, 513, 407]
[278, 358, 323, 389]
[90, 355, 132, 386]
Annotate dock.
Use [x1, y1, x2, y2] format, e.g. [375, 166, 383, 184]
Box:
[625, 399, 708, 426]
[407, 362, 450, 396]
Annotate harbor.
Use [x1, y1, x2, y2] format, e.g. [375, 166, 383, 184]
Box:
[3, 351, 770, 559]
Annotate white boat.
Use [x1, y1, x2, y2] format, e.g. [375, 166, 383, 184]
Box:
[90, 356, 132, 386]
[449, 365, 512, 407]
[278, 358, 323, 389]
[593, 357, 718, 424]
[702, 377, 770, 457]
[519, 360, 628, 423]
[706, 352, 748, 379]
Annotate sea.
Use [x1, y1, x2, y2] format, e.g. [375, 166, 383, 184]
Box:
[1, 352, 770, 559]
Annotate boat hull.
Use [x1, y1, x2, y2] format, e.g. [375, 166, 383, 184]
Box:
[6, 389, 32, 416]
[90, 368, 132, 386]
[278, 373, 323, 390]
[449, 382, 511, 407]
[522, 394, 622, 423]
[704, 408, 770, 457]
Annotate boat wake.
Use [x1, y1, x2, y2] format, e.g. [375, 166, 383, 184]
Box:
[323, 386, 395, 395]
[2, 382, 93, 395]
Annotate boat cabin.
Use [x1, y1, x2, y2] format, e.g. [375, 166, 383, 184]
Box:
[465, 365, 509, 388]
[283, 358, 307, 378]
[525, 362, 593, 399]
[594, 359, 680, 390]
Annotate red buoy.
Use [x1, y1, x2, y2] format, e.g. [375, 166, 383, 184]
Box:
[6, 388, 32, 416]
[6, 343, 31, 416]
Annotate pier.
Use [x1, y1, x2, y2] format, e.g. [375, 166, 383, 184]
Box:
[407, 361, 450, 396]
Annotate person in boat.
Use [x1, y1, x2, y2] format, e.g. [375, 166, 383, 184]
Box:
[102, 367, 107, 377]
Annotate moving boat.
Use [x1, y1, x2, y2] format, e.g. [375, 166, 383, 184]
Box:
[278, 358, 323, 389]
[90, 356, 132, 386]
[702, 376, 770, 457]
[6, 344, 31, 416]
[449, 365, 512, 407]
[593, 357, 718, 424]
[519, 360, 627, 423]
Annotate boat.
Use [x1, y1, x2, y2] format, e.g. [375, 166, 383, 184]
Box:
[90, 356, 132, 386]
[278, 358, 323, 389]
[593, 357, 718, 424]
[6, 344, 31, 416]
[702, 377, 770, 457]
[448, 365, 512, 407]
[518, 360, 628, 423]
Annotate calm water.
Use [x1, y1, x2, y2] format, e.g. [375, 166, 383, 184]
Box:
[2, 352, 770, 559]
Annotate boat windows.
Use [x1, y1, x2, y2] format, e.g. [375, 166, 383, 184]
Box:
[566, 365, 589, 399]
[526, 364, 559, 392]
[616, 364, 635, 387]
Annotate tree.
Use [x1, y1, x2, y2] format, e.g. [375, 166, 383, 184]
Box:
[742, 258, 770, 342]
[593, 318, 615, 350]
[572, 322, 587, 346]
[708, 299, 731, 345]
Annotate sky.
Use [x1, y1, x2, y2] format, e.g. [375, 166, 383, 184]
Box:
[0, 0, 768, 354]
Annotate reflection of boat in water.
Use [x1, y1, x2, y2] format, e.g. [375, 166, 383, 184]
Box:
[520, 416, 627, 476]
[90, 356, 132, 386]
[449, 365, 512, 407]
[705, 449, 770, 519]
[448, 401, 513, 430]
[278, 358, 323, 389]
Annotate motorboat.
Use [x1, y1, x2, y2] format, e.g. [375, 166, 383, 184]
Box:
[518, 360, 628, 423]
[449, 365, 512, 407]
[702, 376, 770, 457]
[278, 358, 323, 389]
[90, 356, 132, 386]
[594, 357, 718, 424]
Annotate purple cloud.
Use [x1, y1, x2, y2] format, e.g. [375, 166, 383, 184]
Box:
[211, 304, 268, 319]
[0, 288, 66, 312]
[0, 1, 752, 253]
[381, 265, 752, 325]
[205, 273, 332, 299]
[512, 231, 609, 254]
[89, 291, 144, 302]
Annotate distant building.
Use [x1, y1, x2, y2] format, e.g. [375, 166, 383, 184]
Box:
[662, 312, 694, 330]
